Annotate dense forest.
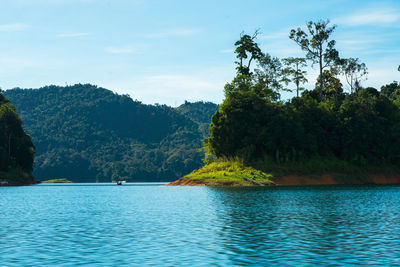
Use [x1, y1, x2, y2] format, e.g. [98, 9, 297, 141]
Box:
[0, 91, 35, 185]
[4, 85, 217, 182]
[206, 20, 400, 174]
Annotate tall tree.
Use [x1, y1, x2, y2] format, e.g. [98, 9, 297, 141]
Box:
[254, 53, 284, 93]
[339, 58, 367, 93]
[315, 69, 344, 102]
[281, 57, 308, 97]
[234, 31, 263, 76]
[289, 20, 339, 100]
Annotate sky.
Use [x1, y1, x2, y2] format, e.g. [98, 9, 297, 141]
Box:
[0, 0, 399, 106]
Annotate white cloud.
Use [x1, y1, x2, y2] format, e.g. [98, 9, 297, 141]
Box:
[336, 8, 400, 26]
[0, 23, 29, 32]
[144, 28, 201, 38]
[57, 32, 91, 37]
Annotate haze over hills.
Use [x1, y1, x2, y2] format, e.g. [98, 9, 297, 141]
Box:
[4, 84, 218, 182]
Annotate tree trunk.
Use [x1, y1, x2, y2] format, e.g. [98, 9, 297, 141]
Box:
[319, 44, 323, 101]
[296, 63, 300, 97]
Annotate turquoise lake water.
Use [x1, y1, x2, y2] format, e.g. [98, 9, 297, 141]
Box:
[1, 183, 400, 266]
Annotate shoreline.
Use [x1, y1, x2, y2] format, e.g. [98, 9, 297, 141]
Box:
[165, 173, 400, 186]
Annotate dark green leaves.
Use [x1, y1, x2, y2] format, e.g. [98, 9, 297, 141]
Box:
[234, 31, 263, 76]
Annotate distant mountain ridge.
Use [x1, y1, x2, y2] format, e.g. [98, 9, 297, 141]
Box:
[4, 84, 218, 182]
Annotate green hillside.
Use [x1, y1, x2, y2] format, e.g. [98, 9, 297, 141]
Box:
[4, 84, 217, 182]
[0, 91, 35, 185]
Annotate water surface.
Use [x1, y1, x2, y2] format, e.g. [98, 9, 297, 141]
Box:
[1, 184, 400, 266]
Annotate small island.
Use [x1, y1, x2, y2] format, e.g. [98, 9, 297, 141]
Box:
[166, 160, 273, 186]
[40, 178, 73, 184]
[167, 20, 400, 186]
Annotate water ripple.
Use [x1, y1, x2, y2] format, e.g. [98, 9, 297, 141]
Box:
[1, 184, 400, 265]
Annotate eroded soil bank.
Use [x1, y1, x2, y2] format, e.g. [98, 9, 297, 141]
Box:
[165, 174, 400, 186]
[163, 178, 206, 186]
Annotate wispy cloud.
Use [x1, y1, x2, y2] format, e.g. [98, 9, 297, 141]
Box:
[106, 45, 146, 54]
[57, 32, 91, 37]
[336, 8, 400, 26]
[0, 23, 29, 32]
[259, 29, 291, 40]
[0, 57, 42, 68]
[144, 28, 201, 38]
[220, 49, 234, 54]
[100, 68, 232, 106]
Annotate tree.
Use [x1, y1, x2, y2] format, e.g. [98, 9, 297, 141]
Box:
[0, 102, 34, 174]
[339, 58, 367, 93]
[234, 31, 263, 76]
[315, 69, 344, 102]
[281, 57, 308, 97]
[254, 53, 285, 93]
[289, 20, 339, 100]
[381, 81, 400, 100]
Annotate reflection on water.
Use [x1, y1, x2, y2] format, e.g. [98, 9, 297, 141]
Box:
[209, 186, 400, 265]
[1, 184, 400, 265]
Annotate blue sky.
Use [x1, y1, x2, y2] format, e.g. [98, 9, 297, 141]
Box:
[0, 0, 399, 106]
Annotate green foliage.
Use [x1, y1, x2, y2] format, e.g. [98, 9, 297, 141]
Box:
[254, 53, 285, 92]
[234, 31, 263, 75]
[281, 57, 308, 97]
[176, 101, 218, 137]
[338, 57, 368, 93]
[315, 69, 344, 102]
[41, 178, 72, 183]
[0, 168, 34, 186]
[290, 19, 339, 99]
[0, 92, 34, 185]
[200, 23, 399, 184]
[185, 159, 273, 186]
[208, 78, 400, 170]
[4, 84, 218, 182]
[380, 81, 400, 100]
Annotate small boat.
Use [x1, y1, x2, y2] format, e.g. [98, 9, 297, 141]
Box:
[116, 180, 126, 185]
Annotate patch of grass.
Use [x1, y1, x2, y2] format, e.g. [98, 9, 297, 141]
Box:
[41, 178, 72, 183]
[181, 156, 400, 186]
[184, 159, 274, 186]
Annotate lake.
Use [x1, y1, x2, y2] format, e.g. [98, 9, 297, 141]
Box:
[1, 184, 400, 266]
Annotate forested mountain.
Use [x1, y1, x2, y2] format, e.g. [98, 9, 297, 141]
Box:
[176, 101, 218, 137]
[4, 84, 217, 182]
[0, 92, 35, 185]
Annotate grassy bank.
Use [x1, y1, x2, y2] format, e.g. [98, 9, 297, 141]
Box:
[169, 157, 400, 186]
[40, 178, 73, 184]
[181, 160, 274, 186]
